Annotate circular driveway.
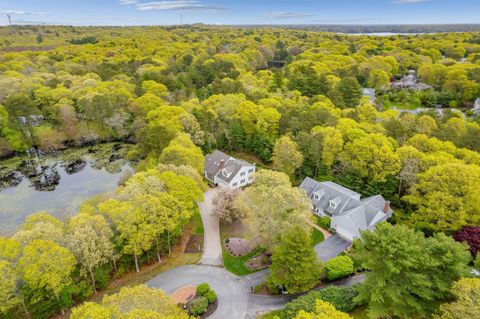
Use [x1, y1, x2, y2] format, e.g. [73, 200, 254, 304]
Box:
[147, 265, 249, 319]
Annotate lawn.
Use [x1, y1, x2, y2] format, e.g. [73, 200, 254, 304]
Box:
[190, 207, 204, 236]
[222, 245, 262, 275]
[311, 227, 325, 246]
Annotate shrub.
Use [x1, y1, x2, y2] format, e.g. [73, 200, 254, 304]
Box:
[205, 290, 217, 303]
[189, 296, 209, 316]
[196, 283, 210, 296]
[453, 226, 480, 257]
[280, 286, 357, 319]
[325, 255, 354, 281]
[316, 216, 331, 230]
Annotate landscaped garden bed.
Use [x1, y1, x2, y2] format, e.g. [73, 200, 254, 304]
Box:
[222, 238, 270, 275]
[185, 283, 218, 318]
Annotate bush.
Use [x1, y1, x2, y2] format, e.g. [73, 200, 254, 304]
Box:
[189, 296, 209, 316]
[325, 255, 354, 281]
[205, 290, 217, 303]
[280, 286, 357, 319]
[316, 216, 331, 230]
[196, 283, 210, 296]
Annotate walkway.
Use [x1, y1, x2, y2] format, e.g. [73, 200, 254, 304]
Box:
[307, 220, 331, 239]
[197, 188, 223, 266]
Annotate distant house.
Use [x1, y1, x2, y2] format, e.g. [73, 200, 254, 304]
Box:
[473, 98, 480, 116]
[391, 71, 433, 91]
[362, 88, 376, 103]
[300, 177, 393, 242]
[204, 150, 256, 189]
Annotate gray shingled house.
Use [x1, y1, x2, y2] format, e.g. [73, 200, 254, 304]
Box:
[300, 177, 393, 242]
[204, 150, 256, 189]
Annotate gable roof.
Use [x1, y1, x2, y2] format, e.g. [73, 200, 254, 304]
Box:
[204, 150, 254, 183]
[300, 178, 361, 216]
[300, 177, 392, 241]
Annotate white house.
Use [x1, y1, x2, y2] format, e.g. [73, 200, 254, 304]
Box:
[300, 177, 393, 242]
[204, 150, 256, 189]
[473, 98, 480, 116]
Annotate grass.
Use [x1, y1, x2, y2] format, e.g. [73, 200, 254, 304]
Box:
[311, 227, 325, 246]
[190, 207, 204, 236]
[222, 245, 262, 276]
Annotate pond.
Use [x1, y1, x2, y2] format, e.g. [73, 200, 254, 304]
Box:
[0, 143, 134, 236]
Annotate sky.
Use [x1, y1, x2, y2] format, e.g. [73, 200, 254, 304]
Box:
[0, 0, 479, 26]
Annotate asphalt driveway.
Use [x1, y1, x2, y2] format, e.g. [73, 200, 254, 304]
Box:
[197, 187, 223, 266]
[315, 234, 351, 262]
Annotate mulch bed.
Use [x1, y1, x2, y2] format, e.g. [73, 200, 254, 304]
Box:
[200, 299, 218, 318]
[224, 238, 252, 256]
[184, 235, 203, 253]
[171, 285, 196, 304]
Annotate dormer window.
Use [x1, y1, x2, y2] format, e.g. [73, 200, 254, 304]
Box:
[314, 194, 319, 200]
[329, 201, 336, 209]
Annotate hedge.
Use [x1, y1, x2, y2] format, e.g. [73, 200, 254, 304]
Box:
[325, 255, 354, 281]
[280, 286, 357, 319]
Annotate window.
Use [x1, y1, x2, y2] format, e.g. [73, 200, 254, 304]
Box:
[329, 202, 336, 208]
[232, 182, 238, 187]
[240, 179, 246, 184]
[314, 194, 319, 200]
[248, 169, 254, 173]
[240, 172, 245, 176]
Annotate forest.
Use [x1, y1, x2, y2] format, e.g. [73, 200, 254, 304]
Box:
[0, 25, 480, 318]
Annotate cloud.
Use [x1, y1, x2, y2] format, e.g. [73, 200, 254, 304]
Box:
[118, 0, 139, 5]
[392, 0, 431, 3]
[0, 10, 47, 15]
[267, 12, 314, 19]
[136, 1, 225, 11]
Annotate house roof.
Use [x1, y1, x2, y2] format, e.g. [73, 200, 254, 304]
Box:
[300, 177, 392, 241]
[204, 150, 254, 183]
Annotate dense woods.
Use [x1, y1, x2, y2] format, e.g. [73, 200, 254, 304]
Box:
[1, 25, 480, 318]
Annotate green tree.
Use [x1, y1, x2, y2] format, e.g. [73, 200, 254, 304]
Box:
[340, 133, 400, 183]
[403, 162, 480, 232]
[66, 214, 115, 293]
[334, 77, 362, 108]
[293, 300, 352, 319]
[352, 223, 470, 319]
[272, 135, 304, 179]
[159, 133, 205, 174]
[436, 278, 480, 319]
[71, 285, 190, 319]
[235, 170, 311, 250]
[19, 239, 76, 315]
[267, 226, 324, 294]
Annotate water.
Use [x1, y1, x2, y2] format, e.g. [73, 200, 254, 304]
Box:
[0, 144, 134, 236]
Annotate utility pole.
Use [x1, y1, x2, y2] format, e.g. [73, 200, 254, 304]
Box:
[7, 14, 12, 26]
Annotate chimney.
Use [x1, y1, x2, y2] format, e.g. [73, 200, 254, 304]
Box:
[219, 159, 225, 169]
[384, 201, 391, 214]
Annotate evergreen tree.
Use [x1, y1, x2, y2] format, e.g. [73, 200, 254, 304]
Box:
[267, 226, 323, 294]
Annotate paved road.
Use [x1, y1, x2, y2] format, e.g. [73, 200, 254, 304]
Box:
[314, 234, 351, 262]
[147, 265, 365, 319]
[198, 188, 223, 266]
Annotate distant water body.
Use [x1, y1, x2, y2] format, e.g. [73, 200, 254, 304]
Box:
[339, 32, 433, 36]
[0, 144, 133, 236]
